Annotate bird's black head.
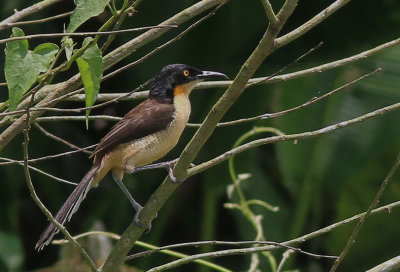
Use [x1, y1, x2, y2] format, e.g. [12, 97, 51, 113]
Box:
[149, 64, 228, 103]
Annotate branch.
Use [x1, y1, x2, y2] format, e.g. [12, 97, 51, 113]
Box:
[276, 250, 294, 272]
[102, 3, 226, 81]
[285, 200, 400, 245]
[64, 34, 400, 103]
[186, 68, 381, 128]
[21, 94, 97, 270]
[274, 0, 352, 49]
[0, 157, 77, 185]
[145, 244, 336, 272]
[174, 0, 298, 180]
[365, 255, 400, 272]
[101, 1, 298, 270]
[188, 101, 400, 176]
[0, 0, 64, 31]
[329, 152, 400, 272]
[55, 231, 233, 272]
[36, 115, 121, 122]
[2, 11, 73, 27]
[34, 123, 92, 155]
[0, 25, 177, 44]
[260, 0, 277, 25]
[0, 0, 228, 152]
[0, 143, 95, 165]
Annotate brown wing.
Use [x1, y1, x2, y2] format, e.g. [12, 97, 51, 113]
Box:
[91, 99, 175, 160]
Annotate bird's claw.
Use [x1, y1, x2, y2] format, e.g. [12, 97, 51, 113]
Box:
[133, 208, 152, 232]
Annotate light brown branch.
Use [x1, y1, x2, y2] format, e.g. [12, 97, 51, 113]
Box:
[329, 152, 400, 272]
[34, 123, 92, 155]
[21, 90, 97, 270]
[0, 0, 64, 31]
[0, 157, 77, 185]
[188, 101, 400, 177]
[0, 0, 226, 151]
[101, 0, 298, 270]
[0, 25, 177, 44]
[3, 11, 73, 27]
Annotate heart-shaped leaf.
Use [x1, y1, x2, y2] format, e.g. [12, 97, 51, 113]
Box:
[67, 0, 111, 33]
[5, 27, 59, 111]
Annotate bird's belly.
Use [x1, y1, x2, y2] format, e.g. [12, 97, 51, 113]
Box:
[120, 94, 191, 170]
[122, 126, 182, 168]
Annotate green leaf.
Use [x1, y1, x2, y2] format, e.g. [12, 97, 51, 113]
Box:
[76, 38, 103, 129]
[5, 27, 59, 111]
[0, 232, 24, 270]
[67, 0, 111, 33]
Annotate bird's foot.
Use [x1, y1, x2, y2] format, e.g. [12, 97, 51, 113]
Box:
[133, 207, 152, 232]
[165, 159, 196, 183]
[133, 159, 196, 183]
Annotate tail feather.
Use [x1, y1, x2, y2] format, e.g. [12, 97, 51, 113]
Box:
[35, 164, 100, 251]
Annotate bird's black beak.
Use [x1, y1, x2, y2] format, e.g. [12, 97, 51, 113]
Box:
[196, 70, 229, 81]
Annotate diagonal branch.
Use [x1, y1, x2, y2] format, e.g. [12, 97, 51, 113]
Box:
[187, 101, 400, 177]
[0, 0, 227, 152]
[329, 151, 400, 272]
[0, 0, 64, 31]
[101, 1, 298, 270]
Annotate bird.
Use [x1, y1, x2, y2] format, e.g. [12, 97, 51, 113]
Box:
[35, 64, 228, 251]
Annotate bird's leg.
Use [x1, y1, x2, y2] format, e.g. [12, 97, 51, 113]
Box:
[133, 159, 196, 183]
[112, 173, 150, 230]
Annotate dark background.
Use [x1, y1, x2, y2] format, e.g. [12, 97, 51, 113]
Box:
[1, 0, 400, 271]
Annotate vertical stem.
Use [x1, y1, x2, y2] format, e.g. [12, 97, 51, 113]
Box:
[329, 152, 400, 272]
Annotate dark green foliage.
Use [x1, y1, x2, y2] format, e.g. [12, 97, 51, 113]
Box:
[1, 0, 400, 271]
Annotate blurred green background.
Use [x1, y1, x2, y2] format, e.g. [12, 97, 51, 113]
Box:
[1, 0, 400, 271]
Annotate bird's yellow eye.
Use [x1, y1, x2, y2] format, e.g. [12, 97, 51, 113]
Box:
[183, 70, 190, 77]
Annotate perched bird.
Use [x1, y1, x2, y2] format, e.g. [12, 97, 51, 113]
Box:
[35, 64, 228, 251]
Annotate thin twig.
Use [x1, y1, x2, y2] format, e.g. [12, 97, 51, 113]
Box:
[147, 200, 400, 272]
[102, 3, 226, 81]
[274, 0, 352, 49]
[54, 232, 232, 272]
[63, 36, 400, 103]
[0, 25, 177, 44]
[0, 82, 149, 119]
[0, 0, 228, 153]
[285, 200, 400, 245]
[261, 68, 381, 119]
[261, 0, 278, 24]
[188, 63, 379, 128]
[101, 4, 131, 53]
[4, 11, 73, 27]
[0, 0, 64, 31]
[0, 157, 77, 185]
[145, 243, 336, 272]
[188, 101, 400, 177]
[246, 41, 324, 88]
[66, 91, 149, 102]
[276, 250, 294, 272]
[34, 123, 92, 155]
[101, 1, 230, 270]
[0, 144, 95, 165]
[36, 115, 121, 122]
[329, 151, 400, 272]
[127, 240, 335, 261]
[21, 91, 97, 270]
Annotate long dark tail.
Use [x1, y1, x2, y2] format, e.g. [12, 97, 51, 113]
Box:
[35, 164, 100, 251]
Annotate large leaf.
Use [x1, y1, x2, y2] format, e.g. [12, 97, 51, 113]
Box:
[76, 38, 103, 128]
[0, 232, 24, 270]
[5, 27, 59, 111]
[67, 0, 111, 33]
